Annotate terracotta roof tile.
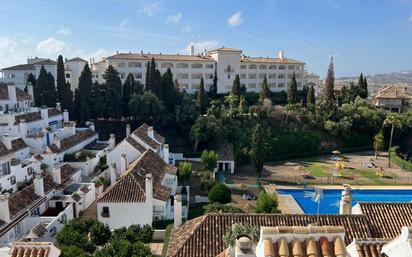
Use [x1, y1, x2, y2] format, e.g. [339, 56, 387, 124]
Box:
[375, 85, 411, 99]
[31, 223, 48, 238]
[167, 214, 372, 257]
[133, 123, 164, 151]
[126, 136, 146, 153]
[15, 112, 42, 123]
[0, 138, 28, 158]
[217, 143, 234, 161]
[48, 129, 97, 153]
[48, 108, 62, 117]
[241, 56, 305, 64]
[209, 47, 242, 52]
[1, 63, 35, 71]
[107, 53, 214, 62]
[9, 242, 55, 257]
[98, 149, 176, 203]
[0, 84, 32, 101]
[67, 57, 87, 62]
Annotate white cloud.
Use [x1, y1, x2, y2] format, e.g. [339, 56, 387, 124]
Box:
[165, 13, 181, 24]
[36, 37, 66, 55]
[227, 11, 242, 27]
[137, 1, 162, 17]
[183, 25, 192, 33]
[0, 37, 30, 69]
[120, 18, 129, 27]
[56, 27, 71, 36]
[183, 40, 219, 54]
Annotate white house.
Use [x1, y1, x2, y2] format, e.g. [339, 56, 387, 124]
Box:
[0, 83, 34, 113]
[64, 57, 87, 92]
[91, 46, 319, 94]
[97, 149, 177, 229]
[106, 123, 170, 184]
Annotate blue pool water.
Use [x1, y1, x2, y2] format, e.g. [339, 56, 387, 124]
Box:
[277, 189, 412, 214]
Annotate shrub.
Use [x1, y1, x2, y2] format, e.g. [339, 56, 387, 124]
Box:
[208, 183, 231, 204]
[203, 202, 244, 214]
[223, 223, 260, 247]
[255, 191, 279, 213]
[200, 150, 219, 172]
[177, 161, 192, 185]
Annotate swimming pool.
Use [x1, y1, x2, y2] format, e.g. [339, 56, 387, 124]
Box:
[277, 188, 412, 214]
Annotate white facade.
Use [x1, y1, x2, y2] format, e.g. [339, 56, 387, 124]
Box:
[64, 57, 87, 92]
[92, 47, 316, 94]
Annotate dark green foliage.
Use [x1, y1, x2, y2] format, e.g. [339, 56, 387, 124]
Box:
[230, 74, 241, 108]
[111, 224, 154, 244]
[56, 219, 101, 253]
[260, 76, 271, 101]
[162, 68, 176, 111]
[209, 66, 218, 99]
[203, 202, 244, 213]
[255, 191, 279, 213]
[56, 55, 73, 111]
[90, 221, 111, 246]
[250, 124, 265, 177]
[358, 73, 368, 99]
[339, 85, 350, 105]
[128, 91, 165, 125]
[59, 245, 91, 257]
[178, 161, 192, 185]
[190, 115, 226, 151]
[122, 73, 135, 117]
[208, 183, 231, 204]
[90, 81, 105, 119]
[307, 85, 315, 105]
[74, 63, 93, 124]
[323, 57, 335, 104]
[94, 240, 152, 257]
[26, 73, 36, 92]
[34, 65, 57, 107]
[287, 72, 298, 104]
[197, 77, 208, 114]
[200, 150, 219, 172]
[174, 93, 200, 135]
[103, 65, 123, 118]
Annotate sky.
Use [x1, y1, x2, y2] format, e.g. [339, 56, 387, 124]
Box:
[0, 0, 412, 78]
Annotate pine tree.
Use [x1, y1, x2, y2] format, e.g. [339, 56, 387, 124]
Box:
[56, 55, 66, 104]
[260, 75, 271, 100]
[161, 68, 175, 111]
[323, 57, 335, 104]
[197, 77, 207, 114]
[251, 123, 265, 178]
[209, 66, 218, 99]
[103, 65, 123, 119]
[26, 73, 36, 92]
[75, 63, 93, 124]
[122, 73, 135, 117]
[307, 85, 315, 105]
[287, 72, 298, 104]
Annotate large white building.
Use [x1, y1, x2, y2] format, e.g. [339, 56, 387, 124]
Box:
[92, 46, 317, 94]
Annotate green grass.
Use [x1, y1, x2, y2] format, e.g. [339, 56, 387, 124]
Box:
[161, 224, 174, 257]
[390, 147, 412, 171]
[305, 163, 329, 177]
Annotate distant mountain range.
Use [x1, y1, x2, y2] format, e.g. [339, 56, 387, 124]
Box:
[336, 70, 412, 93]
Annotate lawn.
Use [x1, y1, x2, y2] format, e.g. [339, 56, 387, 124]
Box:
[305, 163, 329, 177]
[390, 147, 412, 172]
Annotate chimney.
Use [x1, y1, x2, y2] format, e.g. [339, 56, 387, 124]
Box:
[190, 45, 195, 56]
[63, 109, 69, 122]
[339, 184, 352, 215]
[89, 122, 95, 132]
[148, 126, 154, 139]
[27, 83, 34, 98]
[163, 144, 170, 164]
[56, 102, 61, 112]
[53, 135, 61, 149]
[2, 134, 12, 150]
[126, 124, 131, 137]
[0, 194, 11, 223]
[34, 175, 45, 197]
[174, 194, 182, 228]
[120, 154, 127, 173]
[52, 166, 62, 184]
[278, 51, 284, 59]
[7, 85, 16, 101]
[140, 50, 144, 56]
[234, 236, 255, 257]
[109, 134, 116, 150]
[145, 173, 153, 204]
[18, 119, 27, 137]
[40, 106, 49, 128]
[110, 163, 117, 185]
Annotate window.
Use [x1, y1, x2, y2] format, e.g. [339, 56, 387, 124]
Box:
[177, 73, 188, 79]
[279, 65, 286, 70]
[128, 62, 141, 68]
[134, 73, 142, 79]
[49, 227, 57, 237]
[176, 63, 188, 69]
[206, 73, 214, 79]
[153, 206, 164, 213]
[240, 74, 246, 79]
[101, 207, 110, 217]
[1, 162, 10, 176]
[248, 74, 257, 79]
[192, 74, 202, 79]
[269, 65, 277, 70]
[27, 167, 33, 176]
[268, 74, 276, 79]
[259, 65, 267, 70]
[288, 65, 295, 70]
[205, 64, 214, 69]
[65, 73, 70, 78]
[240, 65, 246, 69]
[278, 83, 285, 88]
[248, 83, 256, 88]
[10, 175, 16, 185]
[60, 213, 67, 223]
[8, 74, 15, 79]
[249, 64, 257, 69]
[192, 84, 200, 90]
[278, 74, 286, 79]
[259, 74, 266, 79]
[227, 74, 230, 79]
[161, 63, 174, 69]
[113, 62, 125, 68]
[269, 83, 276, 88]
[120, 73, 125, 79]
[191, 63, 202, 69]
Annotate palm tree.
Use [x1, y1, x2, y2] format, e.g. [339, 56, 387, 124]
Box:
[383, 113, 402, 167]
[373, 131, 384, 160]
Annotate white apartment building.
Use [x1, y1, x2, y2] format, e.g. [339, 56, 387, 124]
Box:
[92, 46, 314, 94]
[0, 57, 87, 91]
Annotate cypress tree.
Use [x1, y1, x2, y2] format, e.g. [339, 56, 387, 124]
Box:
[45, 72, 57, 107]
[161, 68, 175, 111]
[323, 57, 335, 104]
[230, 74, 241, 108]
[75, 63, 93, 124]
[56, 55, 66, 104]
[103, 65, 123, 118]
[153, 69, 162, 99]
[90, 81, 104, 119]
[122, 73, 135, 117]
[34, 65, 49, 106]
[287, 72, 298, 104]
[26, 73, 36, 92]
[149, 57, 157, 93]
[197, 77, 207, 114]
[260, 75, 271, 100]
[145, 61, 150, 91]
[307, 85, 315, 105]
[251, 123, 265, 178]
[339, 85, 350, 105]
[359, 74, 368, 99]
[348, 81, 358, 102]
[209, 66, 218, 99]
[64, 81, 74, 113]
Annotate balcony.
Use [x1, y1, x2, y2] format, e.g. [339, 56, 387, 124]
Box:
[224, 68, 235, 73]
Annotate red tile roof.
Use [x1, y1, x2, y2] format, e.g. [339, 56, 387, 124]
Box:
[0, 138, 28, 158]
[107, 53, 214, 62]
[0, 83, 32, 101]
[132, 123, 165, 151]
[48, 129, 97, 153]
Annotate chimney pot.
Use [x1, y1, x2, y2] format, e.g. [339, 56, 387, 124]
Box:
[0, 193, 11, 223]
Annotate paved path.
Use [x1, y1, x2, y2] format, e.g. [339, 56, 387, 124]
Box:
[277, 195, 304, 214]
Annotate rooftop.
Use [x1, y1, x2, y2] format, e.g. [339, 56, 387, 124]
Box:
[107, 52, 215, 62]
[0, 83, 33, 101]
[132, 123, 165, 151]
[375, 85, 411, 99]
[48, 129, 97, 153]
[0, 138, 28, 159]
